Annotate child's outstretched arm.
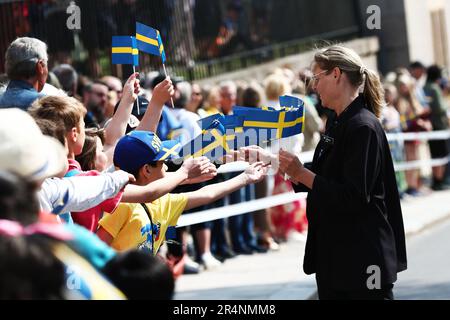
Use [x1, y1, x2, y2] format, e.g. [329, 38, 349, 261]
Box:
[136, 77, 174, 133]
[104, 73, 140, 146]
[183, 162, 267, 210]
[103, 73, 140, 163]
[121, 157, 215, 203]
[40, 170, 135, 214]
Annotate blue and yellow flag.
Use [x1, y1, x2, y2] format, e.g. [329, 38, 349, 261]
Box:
[179, 117, 237, 161]
[233, 96, 305, 142]
[182, 96, 305, 160]
[197, 113, 244, 133]
[111, 36, 139, 66]
[157, 31, 166, 64]
[279, 95, 304, 109]
[136, 22, 166, 64]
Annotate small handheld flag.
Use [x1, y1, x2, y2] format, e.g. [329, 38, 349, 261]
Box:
[112, 36, 141, 113]
[136, 22, 166, 63]
[136, 22, 172, 108]
[179, 116, 238, 161]
[157, 31, 166, 64]
[111, 36, 139, 66]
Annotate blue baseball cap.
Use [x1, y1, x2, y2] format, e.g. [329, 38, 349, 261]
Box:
[113, 131, 181, 174]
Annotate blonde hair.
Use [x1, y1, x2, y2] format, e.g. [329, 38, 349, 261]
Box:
[29, 96, 86, 132]
[314, 45, 384, 118]
[264, 74, 291, 101]
[394, 74, 423, 116]
[205, 86, 221, 110]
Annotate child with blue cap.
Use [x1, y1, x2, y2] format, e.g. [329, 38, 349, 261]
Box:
[97, 131, 267, 255]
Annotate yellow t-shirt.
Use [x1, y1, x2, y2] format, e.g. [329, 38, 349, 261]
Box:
[98, 193, 188, 255]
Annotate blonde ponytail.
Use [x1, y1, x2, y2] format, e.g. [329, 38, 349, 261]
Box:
[363, 69, 384, 118]
[314, 45, 385, 118]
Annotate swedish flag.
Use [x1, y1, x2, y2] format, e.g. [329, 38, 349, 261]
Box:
[279, 95, 304, 109]
[111, 36, 139, 66]
[233, 96, 305, 141]
[179, 118, 237, 161]
[184, 96, 305, 160]
[197, 113, 243, 133]
[136, 22, 166, 63]
[157, 30, 166, 64]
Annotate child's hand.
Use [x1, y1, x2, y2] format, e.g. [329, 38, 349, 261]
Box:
[127, 173, 136, 184]
[121, 72, 140, 104]
[243, 162, 267, 184]
[151, 77, 174, 107]
[184, 165, 217, 184]
[179, 156, 213, 180]
[221, 150, 240, 164]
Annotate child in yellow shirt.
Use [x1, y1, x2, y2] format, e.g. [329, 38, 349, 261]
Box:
[97, 131, 266, 254]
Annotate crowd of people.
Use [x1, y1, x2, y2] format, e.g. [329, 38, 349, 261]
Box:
[0, 36, 449, 300]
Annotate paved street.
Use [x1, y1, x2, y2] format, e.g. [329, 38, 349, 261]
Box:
[395, 217, 450, 299]
[174, 236, 316, 300]
[174, 189, 450, 300]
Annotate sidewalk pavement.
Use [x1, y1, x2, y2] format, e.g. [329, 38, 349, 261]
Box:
[174, 189, 450, 300]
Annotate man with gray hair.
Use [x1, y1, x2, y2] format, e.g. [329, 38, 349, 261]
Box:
[219, 80, 237, 115]
[0, 37, 49, 110]
[52, 64, 78, 97]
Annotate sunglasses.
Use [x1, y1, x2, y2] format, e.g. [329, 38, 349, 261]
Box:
[310, 70, 330, 85]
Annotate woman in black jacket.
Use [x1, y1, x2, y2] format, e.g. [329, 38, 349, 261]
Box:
[242, 45, 407, 300]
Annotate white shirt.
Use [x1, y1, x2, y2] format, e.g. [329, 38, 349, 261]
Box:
[38, 170, 130, 214]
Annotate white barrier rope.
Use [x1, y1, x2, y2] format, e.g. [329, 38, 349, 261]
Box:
[386, 130, 450, 142]
[178, 130, 450, 227]
[394, 156, 449, 171]
[177, 191, 307, 227]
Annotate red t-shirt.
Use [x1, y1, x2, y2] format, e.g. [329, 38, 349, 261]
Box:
[67, 159, 123, 232]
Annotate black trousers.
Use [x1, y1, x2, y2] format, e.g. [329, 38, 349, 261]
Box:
[316, 279, 394, 300]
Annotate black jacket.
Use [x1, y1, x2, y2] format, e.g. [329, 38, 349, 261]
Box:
[293, 95, 407, 290]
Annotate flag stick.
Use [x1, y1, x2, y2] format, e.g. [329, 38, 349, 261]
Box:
[132, 65, 140, 115]
[162, 63, 175, 108]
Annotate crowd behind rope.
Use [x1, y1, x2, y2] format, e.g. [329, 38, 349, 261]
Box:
[0, 37, 449, 300]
